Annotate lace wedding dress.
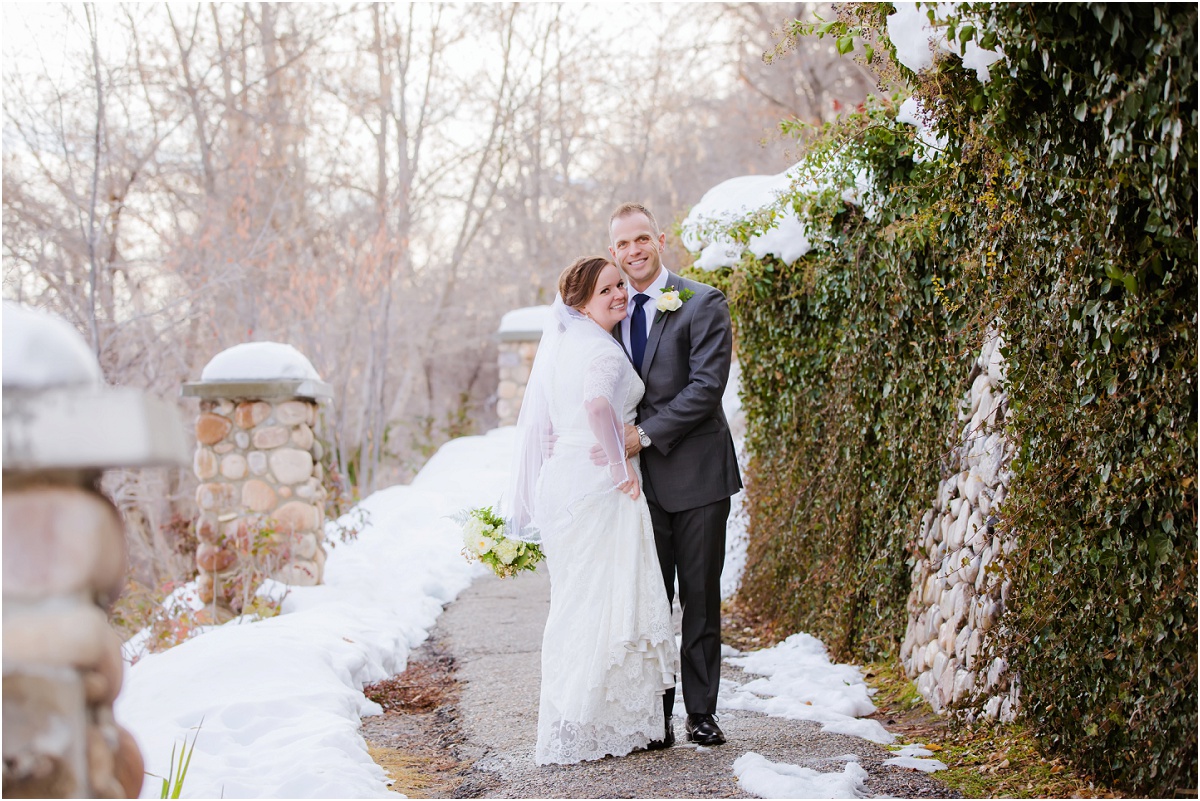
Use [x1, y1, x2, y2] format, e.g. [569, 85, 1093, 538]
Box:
[508, 300, 676, 766]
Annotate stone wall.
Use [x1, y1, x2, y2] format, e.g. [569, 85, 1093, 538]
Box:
[496, 339, 537, 427]
[899, 332, 1021, 721]
[193, 396, 328, 614]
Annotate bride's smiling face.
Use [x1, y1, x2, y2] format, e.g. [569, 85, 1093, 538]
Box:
[578, 262, 628, 329]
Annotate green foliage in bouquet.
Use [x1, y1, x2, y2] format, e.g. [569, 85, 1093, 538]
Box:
[458, 506, 544, 578]
[697, 3, 1195, 794]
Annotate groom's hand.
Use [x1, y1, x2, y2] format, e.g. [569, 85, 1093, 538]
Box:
[622, 423, 643, 457]
[588, 424, 643, 465]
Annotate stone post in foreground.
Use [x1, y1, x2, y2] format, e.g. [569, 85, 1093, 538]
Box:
[2, 302, 189, 798]
[181, 342, 333, 620]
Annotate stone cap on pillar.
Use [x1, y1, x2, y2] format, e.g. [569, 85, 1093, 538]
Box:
[2, 302, 190, 471]
[181, 342, 332, 402]
[497, 305, 552, 342]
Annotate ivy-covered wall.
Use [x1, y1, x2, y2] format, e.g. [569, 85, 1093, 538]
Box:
[707, 4, 1195, 795]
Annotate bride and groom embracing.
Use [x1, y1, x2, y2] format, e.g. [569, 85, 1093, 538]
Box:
[504, 202, 742, 765]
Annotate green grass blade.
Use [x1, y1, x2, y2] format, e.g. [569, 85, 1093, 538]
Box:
[173, 724, 199, 798]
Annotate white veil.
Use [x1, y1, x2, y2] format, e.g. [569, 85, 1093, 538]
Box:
[501, 295, 633, 542]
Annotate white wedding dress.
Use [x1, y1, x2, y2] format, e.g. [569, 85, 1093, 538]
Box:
[508, 301, 677, 766]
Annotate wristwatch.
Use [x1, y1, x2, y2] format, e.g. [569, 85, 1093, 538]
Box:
[636, 425, 651, 448]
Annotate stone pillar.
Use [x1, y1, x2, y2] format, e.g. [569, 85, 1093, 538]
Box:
[497, 305, 551, 426]
[899, 331, 1020, 721]
[2, 302, 189, 798]
[182, 350, 333, 618]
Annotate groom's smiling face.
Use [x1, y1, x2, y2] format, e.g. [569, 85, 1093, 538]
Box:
[610, 212, 666, 292]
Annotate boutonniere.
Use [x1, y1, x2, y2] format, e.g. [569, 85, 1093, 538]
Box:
[656, 285, 695, 313]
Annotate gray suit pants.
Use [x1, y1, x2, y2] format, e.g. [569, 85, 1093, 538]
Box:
[648, 495, 730, 717]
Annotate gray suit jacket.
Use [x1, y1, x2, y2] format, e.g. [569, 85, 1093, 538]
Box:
[624, 271, 742, 513]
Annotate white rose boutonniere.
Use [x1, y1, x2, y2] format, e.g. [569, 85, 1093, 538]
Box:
[656, 291, 682, 312]
[656, 285, 694, 313]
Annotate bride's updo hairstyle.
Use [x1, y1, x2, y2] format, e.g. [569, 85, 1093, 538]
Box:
[559, 256, 614, 310]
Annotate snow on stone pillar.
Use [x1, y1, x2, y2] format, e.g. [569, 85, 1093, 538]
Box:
[899, 330, 1020, 721]
[181, 343, 333, 618]
[496, 305, 552, 427]
[2, 302, 189, 798]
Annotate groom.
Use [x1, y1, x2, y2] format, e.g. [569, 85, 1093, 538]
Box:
[600, 202, 742, 747]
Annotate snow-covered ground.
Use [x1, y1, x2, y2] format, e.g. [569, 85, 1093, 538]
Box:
[116, 430, 509, 798]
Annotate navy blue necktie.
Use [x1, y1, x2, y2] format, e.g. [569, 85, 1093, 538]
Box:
[630, 293, 650, 372]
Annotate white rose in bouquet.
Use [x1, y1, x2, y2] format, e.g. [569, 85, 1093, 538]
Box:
[463, 519, 494, 555]
[494, 538, 520, 565]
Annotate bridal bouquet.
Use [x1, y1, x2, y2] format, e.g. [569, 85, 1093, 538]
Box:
[455, 506, 544, 579]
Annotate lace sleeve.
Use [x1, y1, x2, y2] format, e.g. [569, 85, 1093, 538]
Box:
[505, 301, 636, 533]
[582, 351, 631, 487]
[582, 352, 625, 404]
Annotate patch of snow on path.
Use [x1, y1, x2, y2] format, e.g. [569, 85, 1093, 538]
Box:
[720, 632, 895, 745]
[884, 754, 949, 772]
[733, 752, 869, 799]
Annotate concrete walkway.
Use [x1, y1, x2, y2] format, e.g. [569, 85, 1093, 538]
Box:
[437, 570, 958, 799]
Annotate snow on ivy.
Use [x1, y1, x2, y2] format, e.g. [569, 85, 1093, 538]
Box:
[681, 3, 1001, 272]
[887, 2, 1004, 83]
[681, 156, 883, 272]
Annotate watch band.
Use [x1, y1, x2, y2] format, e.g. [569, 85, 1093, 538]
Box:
[636, 425, 651, 447]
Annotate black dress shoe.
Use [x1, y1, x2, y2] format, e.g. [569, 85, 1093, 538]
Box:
[685, 713, 726, 746]
[646, 720, 675, 750]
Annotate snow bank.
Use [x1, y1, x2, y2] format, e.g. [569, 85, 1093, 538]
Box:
[116, 428, 512, 798]
[2, 301, 103, 388]
[720, 632, 895, 744]
[200, 341, 322, 382]
[733, 752, 869, 799]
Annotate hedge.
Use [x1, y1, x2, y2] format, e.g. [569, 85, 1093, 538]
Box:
[704, 4, 1196, 794]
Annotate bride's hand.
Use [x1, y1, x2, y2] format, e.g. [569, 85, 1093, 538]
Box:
[615, 460, 641, 500]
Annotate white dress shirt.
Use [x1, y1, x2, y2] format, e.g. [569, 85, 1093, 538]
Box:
[619, 267, 670, 355]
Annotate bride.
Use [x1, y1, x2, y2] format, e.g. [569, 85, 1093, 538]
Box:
[504, 256, 678, 765]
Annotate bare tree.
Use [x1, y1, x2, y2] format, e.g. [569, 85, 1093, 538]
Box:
[3, 2, 877, 586]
